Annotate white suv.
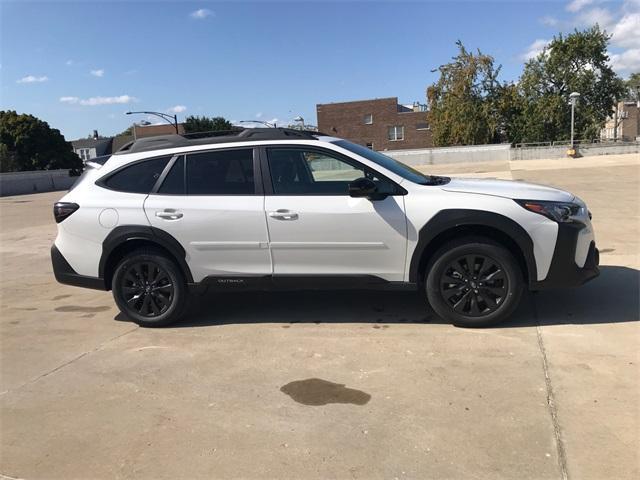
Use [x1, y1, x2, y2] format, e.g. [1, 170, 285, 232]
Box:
[51, 128, 599, 327]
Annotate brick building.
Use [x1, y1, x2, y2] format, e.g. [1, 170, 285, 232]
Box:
[132, 123, 185, 138]
[601, 101, 640, 142]
[316, 97, 432, 151]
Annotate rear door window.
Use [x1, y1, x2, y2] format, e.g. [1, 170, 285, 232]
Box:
[186, 149, 255, 195]
[158, 156, 185, 194]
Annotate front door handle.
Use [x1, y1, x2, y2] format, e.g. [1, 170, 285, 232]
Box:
[268, 209, 299, 221]
[156, 209, 183, 220]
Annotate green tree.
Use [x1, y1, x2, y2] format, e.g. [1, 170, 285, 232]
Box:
[426, 41, 515, 146]
[516, 26, 625, 143]
[624, 72, 640, 102]
[183, 115, 233, 133]
[0, 110, 82, 173]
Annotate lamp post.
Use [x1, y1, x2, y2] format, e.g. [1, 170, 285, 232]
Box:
[126, 111, 179, 134]
[239, 120, 277, 128]
[569, 92, 580, 149]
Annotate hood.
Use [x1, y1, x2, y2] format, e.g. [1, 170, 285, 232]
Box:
[442, 177, 575, 202]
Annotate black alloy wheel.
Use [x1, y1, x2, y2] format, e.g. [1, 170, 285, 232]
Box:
[440, 254, 508, 317]
[121, 261, 174, 317]
[426, 238, 524, 327]
[112, 249, 188, 327]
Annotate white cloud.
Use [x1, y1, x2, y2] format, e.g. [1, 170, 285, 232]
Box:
[521, 39, 550, 61]
[576, 7, 616, 30]
[65, 60, 74, 66]
[540, 15, 559, 27]
[59, 95, 137, 106]
[167, 105, 187, 113]
[190, 8, 213, 19]
[567, 0, 596, 13]
[611, 13, 640, 48]
[17, 75, 48, 84]
[255, 112, 263, 118]
[610, 48, 640, 72]
[267, 117, 279, 126]
[90, 69, 105, 77]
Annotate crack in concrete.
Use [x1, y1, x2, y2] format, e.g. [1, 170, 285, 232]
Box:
[532, 296, 569, 480]
[0, 326, 139, 397]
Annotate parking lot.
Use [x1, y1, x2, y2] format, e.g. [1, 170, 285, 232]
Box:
[0, 154, 638, 479]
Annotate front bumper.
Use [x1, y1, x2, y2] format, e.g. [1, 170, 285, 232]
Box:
[51, 245, 107, 290]
[530, 222, 599, 290]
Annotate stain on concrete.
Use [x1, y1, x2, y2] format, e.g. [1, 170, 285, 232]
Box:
[280, 378, 371, 406]
[55, 305, 110, 313]
[16, 307, 37, 311]
[52, 294, 72, 301]
[600, 248, 615, 253]
[282, 325, 290, 328]
[80, 313, 96, 318]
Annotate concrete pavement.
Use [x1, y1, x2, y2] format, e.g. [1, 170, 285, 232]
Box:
[0, 154, 638, 479]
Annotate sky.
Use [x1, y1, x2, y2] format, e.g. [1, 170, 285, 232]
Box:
[1, 0, 638, 140]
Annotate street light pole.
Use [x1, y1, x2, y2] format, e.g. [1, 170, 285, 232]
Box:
[126, 111, 179, 134]
[569, 92, 580, 149]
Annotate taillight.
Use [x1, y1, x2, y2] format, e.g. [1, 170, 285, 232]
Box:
[53, 202, 79, 223]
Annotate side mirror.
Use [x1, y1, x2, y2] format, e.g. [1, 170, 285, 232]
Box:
[349, 177, 379, 199]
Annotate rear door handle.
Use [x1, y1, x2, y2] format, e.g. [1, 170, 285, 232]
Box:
[268, 209, 299, 221]
[156, 209, 183, 220]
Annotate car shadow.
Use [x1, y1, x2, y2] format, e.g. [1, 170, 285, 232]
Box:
[114, 266, 639, 329]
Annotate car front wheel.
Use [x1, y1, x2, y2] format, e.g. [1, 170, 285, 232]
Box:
[426, 238, 524, 327]
[112, 249, 188, 327]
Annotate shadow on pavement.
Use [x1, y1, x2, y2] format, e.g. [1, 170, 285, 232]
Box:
[116, 266, 638, 329]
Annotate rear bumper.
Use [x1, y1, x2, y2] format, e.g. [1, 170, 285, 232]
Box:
[530, 223, 599, 290]
[51, 245, 107, 290]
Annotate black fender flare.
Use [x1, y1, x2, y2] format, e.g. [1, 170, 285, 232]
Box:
[408, 209, 537, 285]
[99, 225, 194, 284]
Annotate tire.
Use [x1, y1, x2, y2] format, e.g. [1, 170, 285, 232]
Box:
[112, 248, 188, 327]
[425, 237, 524, 328]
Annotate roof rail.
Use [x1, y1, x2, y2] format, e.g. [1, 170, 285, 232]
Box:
[115, 128, 329, 154]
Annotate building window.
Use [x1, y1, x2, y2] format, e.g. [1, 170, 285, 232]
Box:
[416, 122, 429, 130]
[366, 142, 374, 150]
[77, 148, 93, 161]
[363, 114, 373, 125]
[387, 126, 404, 141]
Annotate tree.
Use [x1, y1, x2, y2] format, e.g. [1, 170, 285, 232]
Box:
[426, 41, 516, 146]
[117, 126, 133, 136]
[516, 26, 625, 143]
[624, 72, 640, 102]
[183, 115, 233, 133]
[0, 110, 82, 173]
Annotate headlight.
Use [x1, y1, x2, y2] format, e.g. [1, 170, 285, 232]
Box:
[515, 199, 581, 223]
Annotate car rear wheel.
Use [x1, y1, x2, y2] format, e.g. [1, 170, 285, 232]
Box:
[112, 249, 188, 327]
[425, 238, 524, 327]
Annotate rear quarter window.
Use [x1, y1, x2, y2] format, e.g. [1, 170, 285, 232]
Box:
[100, 156, 171, 194]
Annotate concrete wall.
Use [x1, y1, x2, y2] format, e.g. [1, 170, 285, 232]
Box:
[384, 144, 511, 166]
[510, 142, 639, 161]
[0, 170, 77, 197]
[384, 142, 638, 165]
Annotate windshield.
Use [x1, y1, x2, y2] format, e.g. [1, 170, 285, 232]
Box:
[332, 140, 436, 185]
